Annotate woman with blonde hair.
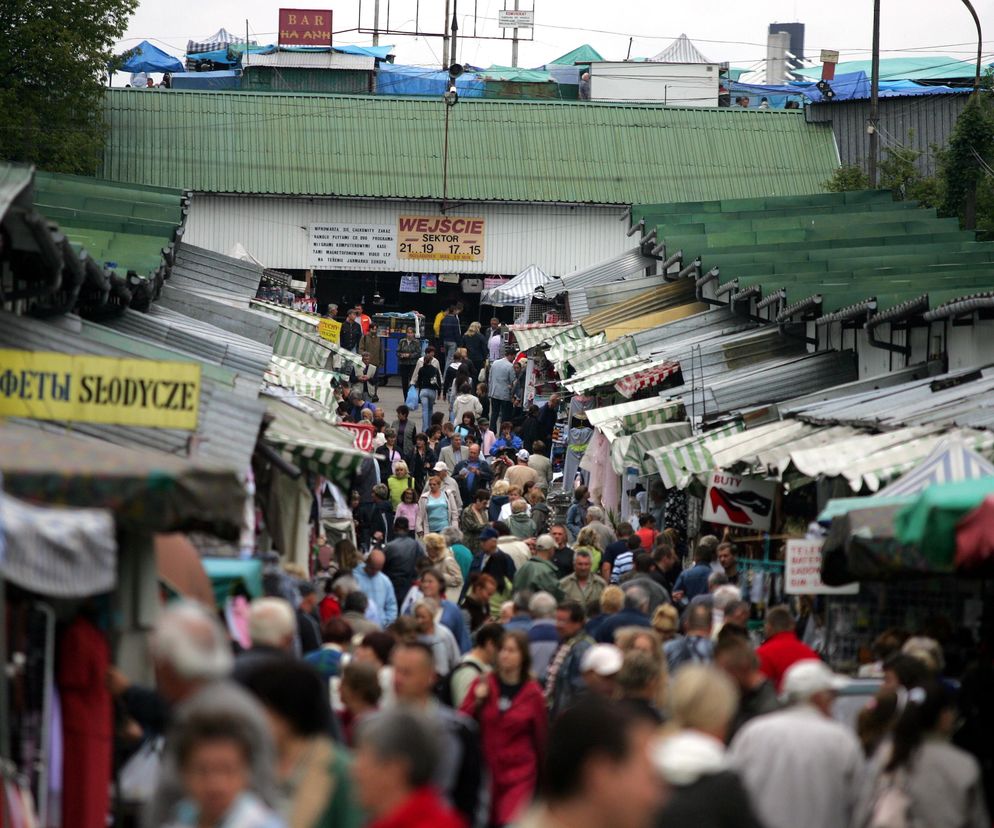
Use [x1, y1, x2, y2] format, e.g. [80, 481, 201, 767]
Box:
[386, 460, 414, 509]
[461, 320, 488, 368]
[416, 475, 458, 536]
[575, 525, 605, 572]
[423, 532, 464, 602]
[653, 665, 763, 828]
[615, 626, 668, 715]
[652, 603, 681, 644]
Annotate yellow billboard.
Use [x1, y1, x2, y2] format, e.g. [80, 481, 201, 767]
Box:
[0, 350, 201, 430]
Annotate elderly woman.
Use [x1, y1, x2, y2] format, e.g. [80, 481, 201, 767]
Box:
[440, 525, 473, 582]
[387, 460, 415, 509]
[422, 533, 464, 603]
[416, 475, 459, 536]
[413, 598, 461, 676]
[402, 568, 471, 653]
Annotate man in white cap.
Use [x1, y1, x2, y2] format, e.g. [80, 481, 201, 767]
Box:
[505, 448, 539, 490]
[727, 659, 864, 828]
[433, 460, 463, 509]
[580, 643, 623, 699]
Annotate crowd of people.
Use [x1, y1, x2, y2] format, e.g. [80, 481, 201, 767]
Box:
[115, 513, 991, 828]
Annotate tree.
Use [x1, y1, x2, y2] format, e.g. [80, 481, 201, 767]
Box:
[939, 94, 994, 230]
[0, 0, 135, 174]
[824, 165, 869, 192]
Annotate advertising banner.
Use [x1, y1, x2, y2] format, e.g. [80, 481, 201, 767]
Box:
[398, 215, 485, 262]
[337, 422, 375, 451]
[0, 350, 201, 430]
[278, 8, 333, 45]
[318, 318, 342, 344]
[309, 223, 397, 269]
[702, 471, 776, 530]
[785, 538, 859, 595]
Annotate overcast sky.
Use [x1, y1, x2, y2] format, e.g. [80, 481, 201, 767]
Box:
[118, 0, 993, 73]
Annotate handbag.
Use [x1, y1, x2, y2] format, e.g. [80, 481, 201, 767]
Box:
[117, 736, 165, 804]
[868, 769, 913, 828]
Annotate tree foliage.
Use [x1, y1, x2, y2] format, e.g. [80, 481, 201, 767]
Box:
[824, 165, 869, 192]
[0, 0, 135, 174]
[938, 94, 994, 230]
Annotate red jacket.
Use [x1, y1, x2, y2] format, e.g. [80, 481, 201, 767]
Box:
[460, 673, 548, 826]
[367, 787, 465, 828]
[756, 630, 820, 691]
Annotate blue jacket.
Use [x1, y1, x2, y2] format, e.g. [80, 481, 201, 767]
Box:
[593, 609, 651, 643]
[354, 566, 398, 625]
[440, 313, 462, 343]
[673, 563, 712, 603]
[440, 599, 472, 653]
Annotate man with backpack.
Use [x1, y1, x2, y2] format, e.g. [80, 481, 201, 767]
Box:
[664, 602, 714, 674]
[447, 623, 504, 708]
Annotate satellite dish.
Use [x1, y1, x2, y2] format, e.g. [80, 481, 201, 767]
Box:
[448, 63, 464, 79]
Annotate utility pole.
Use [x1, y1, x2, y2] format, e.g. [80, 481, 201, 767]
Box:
[449, 0, 459, 69]
[443, 0, 451, 69]
[510, 0, 520, 68]
[245, 19, 250, 66]
[373, 0, 380, 45]
[868, 0, 881, 187]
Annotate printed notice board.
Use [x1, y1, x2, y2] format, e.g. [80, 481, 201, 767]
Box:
[397, 215, 485, 262]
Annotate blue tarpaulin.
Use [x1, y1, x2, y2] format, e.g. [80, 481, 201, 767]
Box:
[170, 70, 241, 90]
[731, 71, 965, 106]
[376, 63, 485, 97]
[119, 40, 184, 74]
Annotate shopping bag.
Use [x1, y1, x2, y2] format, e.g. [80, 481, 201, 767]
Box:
[117, 737, 164, 804]
[406, 385, 420, 410]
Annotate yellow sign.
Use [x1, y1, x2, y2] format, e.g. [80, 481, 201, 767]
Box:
[0, 350, 201, 430]
[318, 318, 342, 344]
[397, 215, 485, 262]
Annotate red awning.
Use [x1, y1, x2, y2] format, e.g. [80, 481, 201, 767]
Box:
[614, 361, 680, 399]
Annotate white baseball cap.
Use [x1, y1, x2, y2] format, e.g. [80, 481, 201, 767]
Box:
[516, 449, 530, 461]
[781, 659, 848, 700]
[433, 461, 449, 472]
[580, 644, 623, 677]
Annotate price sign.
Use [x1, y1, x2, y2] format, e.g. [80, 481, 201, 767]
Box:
[397, 215, 485, 262]
[785, 539, 859, 595]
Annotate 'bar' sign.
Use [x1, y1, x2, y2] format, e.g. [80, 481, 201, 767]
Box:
[279, 9, 333, 46]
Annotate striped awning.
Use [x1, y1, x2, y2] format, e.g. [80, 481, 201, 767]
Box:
[265, 356, 342, 408]
[563, 355, 646, 394]
[615, 360, 681, 398]
[272, 324, 361, 371]
[510, 323, 575, 351]
[650, 420, 746, 489]
[611, 421, 694, 475]
[568, 336, 637, 373]
[586, 396, 685, 439]
[546, 333, 606, 365]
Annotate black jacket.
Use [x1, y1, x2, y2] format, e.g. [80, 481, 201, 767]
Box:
[340, 319, 363, 351]
[656, 770, 765, 828]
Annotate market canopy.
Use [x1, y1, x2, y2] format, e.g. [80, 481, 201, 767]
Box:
[481, 265, 550, 306]
[547, 44, 604, 66]
[118, 40, 184, 74]
[895, 476, 994, 567]
[0, 423, 246, 539]
[0, 490, 116, 597]
[650, 34, 711, 64]
[509, 323, 576, 352]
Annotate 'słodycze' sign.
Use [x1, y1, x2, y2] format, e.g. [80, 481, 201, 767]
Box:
[702, 470, 776, 531]
[279, 8, 333, 46]
[785, 538, 859, 595]
[397, 215, 485, 262]
[0, 350, 201, 430]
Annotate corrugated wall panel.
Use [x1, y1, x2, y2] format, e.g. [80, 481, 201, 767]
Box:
[182, 195, 632, 275]
[101, 90, 839, 203]
[806, 94, 969, 177]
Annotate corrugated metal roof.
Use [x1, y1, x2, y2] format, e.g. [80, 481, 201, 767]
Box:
[583, 273, 661, 313]
[100, 90, 839, 203]
[581, 281, 696, 334]
[538, 248, 656, 318]
[246, 51, 375, 70]
[170, 242, 264, 298]
[0, 164, 33, 218]
[0, 312, 265, 473]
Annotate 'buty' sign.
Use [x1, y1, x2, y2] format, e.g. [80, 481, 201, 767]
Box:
[0, 350, 201, 430]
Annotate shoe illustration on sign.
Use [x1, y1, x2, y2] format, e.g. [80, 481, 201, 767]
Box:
[708, 487, 753, 525]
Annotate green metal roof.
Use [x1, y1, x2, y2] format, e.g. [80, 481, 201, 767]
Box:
[33, 171, 184, 277]
[99, 89, 839, 204]
[633, 189, 994, 321]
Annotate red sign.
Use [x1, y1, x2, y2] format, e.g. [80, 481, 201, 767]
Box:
[278, 8, 333, 46]
[337, 422, 374, 452]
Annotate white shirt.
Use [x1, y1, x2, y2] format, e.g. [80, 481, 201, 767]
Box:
[727, 704, 864, 828]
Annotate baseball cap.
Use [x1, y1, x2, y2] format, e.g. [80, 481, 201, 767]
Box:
[580, 644, 624, 677]
[781, 659, 848, 700]
[479, 527, 499, 541]
[516, 449, 530, 461]
[433, 461, 449, 471]
[535, 534, 556, 552]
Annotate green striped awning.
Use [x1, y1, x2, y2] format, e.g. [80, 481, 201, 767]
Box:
[509, 323, 576, 351]
[587, 396, 686, 438]
[568, 336, 637, 373]
[564, 355, 646, 394]
[650, 420, 746, 489]
[265, 356, 342, 408]
[272, 324, 362, 371]
[611, 421, 694, 475]
[546, 333, 606, 365]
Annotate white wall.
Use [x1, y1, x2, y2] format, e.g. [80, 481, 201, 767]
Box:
[589, 61, 719, 106]
[183, 195, 633, 277]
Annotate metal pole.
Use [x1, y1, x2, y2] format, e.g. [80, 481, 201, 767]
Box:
[442, 102, 451, 213]
[960, 0, 983, 93]
[511, 0, 520, 68]
[373, 0, 380, 45]
[868, 0, 880, 187]
[245, 19, 250, 66]
[450, 0, 459, 68]
[443, 0, 450, 70]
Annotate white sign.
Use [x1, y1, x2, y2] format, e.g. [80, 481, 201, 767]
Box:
[702, 471, 776, 530]
[498, 9, 534, 28]
[785, 538, 859, 595]
[820, 49, 840, 64]
[309, 223, 397, 269]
